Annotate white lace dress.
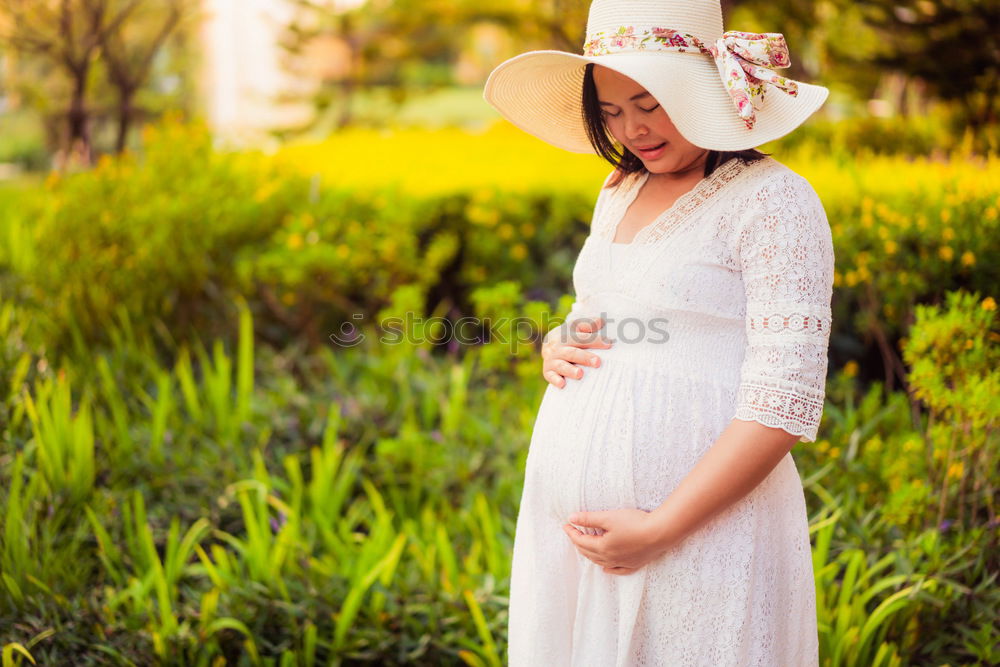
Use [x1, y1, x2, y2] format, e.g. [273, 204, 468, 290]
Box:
[508, 156, 834, 666]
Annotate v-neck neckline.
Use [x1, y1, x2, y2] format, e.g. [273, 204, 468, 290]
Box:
[596, 156, 764, 291]
[607, 156, 746, 247]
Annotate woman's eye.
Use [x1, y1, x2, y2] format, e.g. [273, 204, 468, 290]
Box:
[601, 104, 660, 118]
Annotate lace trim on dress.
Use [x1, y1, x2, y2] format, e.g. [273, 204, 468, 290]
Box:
[594, 156, 753, 246]
[746, 302, 832, 345]
[733, 374, 825, 442]
[639, 157, 750, 246]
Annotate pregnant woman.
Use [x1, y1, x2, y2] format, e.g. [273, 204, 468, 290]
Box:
[483, 1, 834, 665]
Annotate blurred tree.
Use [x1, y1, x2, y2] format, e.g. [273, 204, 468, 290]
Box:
[851, 0, 999, 129]
[282, 0, 466, 130]
[463, 0, 591, 52]
[0, 0, 135, 166]
[0, 0, 194, 165]
[96, 0, 194, 152]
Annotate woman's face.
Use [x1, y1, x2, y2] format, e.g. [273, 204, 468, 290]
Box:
[592, 65, 708, 176]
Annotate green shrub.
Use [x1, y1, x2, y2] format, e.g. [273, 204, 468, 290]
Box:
[13, 119, 303, 355]
[901, 290, 999, 532]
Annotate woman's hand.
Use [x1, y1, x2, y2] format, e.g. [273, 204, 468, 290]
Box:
[562, 509, 674, 575]
[541, 316, 614, 388]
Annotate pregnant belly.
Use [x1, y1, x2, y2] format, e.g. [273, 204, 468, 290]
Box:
[525, 361, 638, 524]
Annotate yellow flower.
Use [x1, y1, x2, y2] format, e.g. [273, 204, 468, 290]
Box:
[497, 223, 514, 240]
[982, 297, 997, 311]
[940, 209, 952, 223]
[844, 360, 859, 378]
[858, 482, 869, 493]
[337, 244, 350, 259]
[965, 339, 974, 350]
[520, 223, 536, 238]
[829, 446, 841, 458]
[287, 233, 303, 249]
[938, 246, 954, 261]
[884, 240, 898, 255]
[511, 243, 528, 260]
[254, 180, 278, 203]
[947, 461, 964, 480]
[961, 251, 975, 267]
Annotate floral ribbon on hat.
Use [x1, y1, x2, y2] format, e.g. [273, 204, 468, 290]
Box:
[582, 27, 799, 130]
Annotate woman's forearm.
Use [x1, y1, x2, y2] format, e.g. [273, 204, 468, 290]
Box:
[648, 418, 801, 550]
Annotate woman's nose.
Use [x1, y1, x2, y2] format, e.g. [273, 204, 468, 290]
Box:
[624, 114, 647, 140]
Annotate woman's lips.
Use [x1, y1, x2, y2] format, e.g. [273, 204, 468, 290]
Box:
[634, 142, 667, 160]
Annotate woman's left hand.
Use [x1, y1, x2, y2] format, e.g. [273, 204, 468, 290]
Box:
[562, 509, 672, 575]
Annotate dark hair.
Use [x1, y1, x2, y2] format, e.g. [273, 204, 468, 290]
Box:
[582, 63, 770, 187]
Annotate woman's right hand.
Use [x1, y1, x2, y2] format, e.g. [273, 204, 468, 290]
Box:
[541, 316, 614, 388]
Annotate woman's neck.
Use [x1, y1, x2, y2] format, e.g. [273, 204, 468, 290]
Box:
[648, 150, 710, 186]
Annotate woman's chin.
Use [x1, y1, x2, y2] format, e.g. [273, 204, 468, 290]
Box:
[644, 157, 680, 173]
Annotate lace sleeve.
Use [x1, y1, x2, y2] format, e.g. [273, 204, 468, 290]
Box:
[732, 171, 834, 443]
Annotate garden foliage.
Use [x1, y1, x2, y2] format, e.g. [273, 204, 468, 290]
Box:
[0, 120, 996, 665]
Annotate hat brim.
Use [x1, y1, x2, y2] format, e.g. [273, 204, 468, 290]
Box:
[483, 49, 829, 153]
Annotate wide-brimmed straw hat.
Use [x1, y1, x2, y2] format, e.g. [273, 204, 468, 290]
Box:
[483, 0, 829, 152]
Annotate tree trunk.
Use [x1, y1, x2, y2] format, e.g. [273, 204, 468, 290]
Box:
[67, 69, 92, 167]
[115, 89, 136, 153]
